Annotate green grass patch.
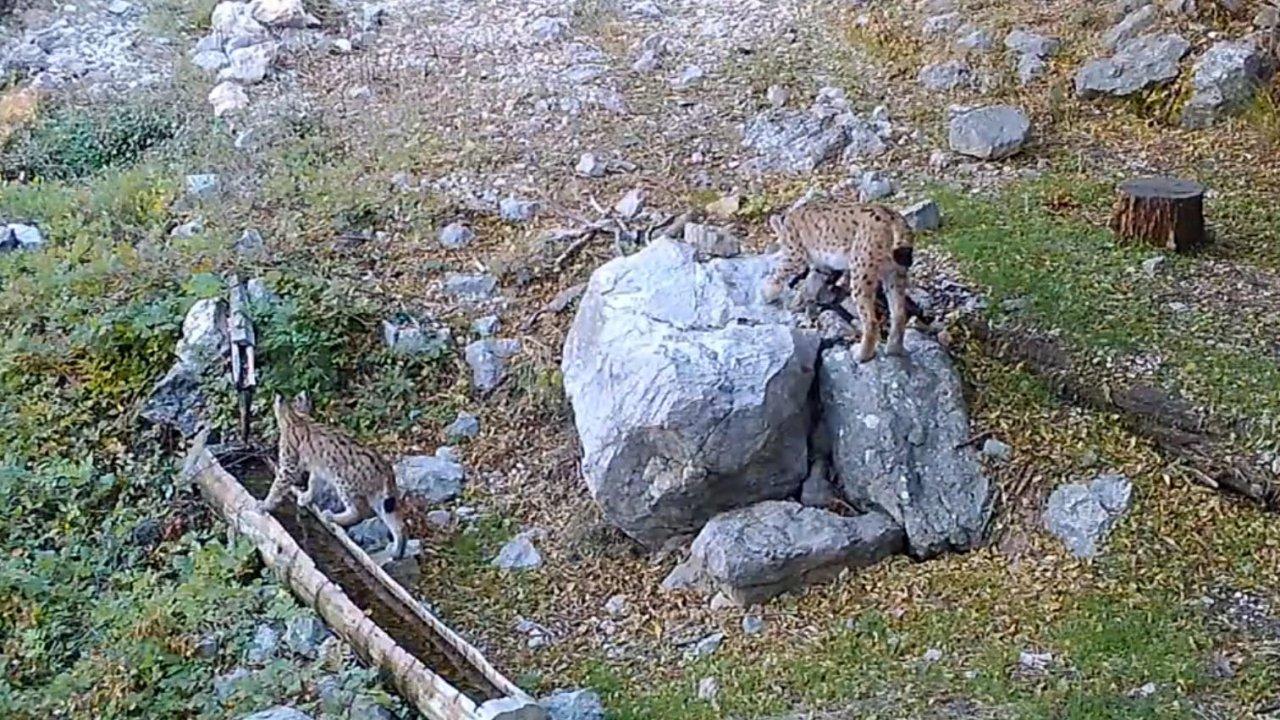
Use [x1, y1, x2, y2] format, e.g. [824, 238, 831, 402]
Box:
[2, 101, 181, 182]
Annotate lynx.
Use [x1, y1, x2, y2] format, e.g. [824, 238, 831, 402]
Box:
[762, 200, 915, 362]
[261, 393, 407, 559]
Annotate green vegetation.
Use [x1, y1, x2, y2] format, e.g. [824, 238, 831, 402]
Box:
[2, 101, 181, 182]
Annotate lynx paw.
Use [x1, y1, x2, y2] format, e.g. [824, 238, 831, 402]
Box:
[854, 346, 877, 363]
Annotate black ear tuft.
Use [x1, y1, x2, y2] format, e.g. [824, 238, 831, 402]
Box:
[892, 247, 914, 268]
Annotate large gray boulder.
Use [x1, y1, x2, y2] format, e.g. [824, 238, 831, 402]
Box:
[742, 108, 850, 174]
[819, 332, 993, 558]
[141, 298, 229, 436]
[562, 239, 820, 547]
[1181, 39, 1275, 128]
[1075, 33, 1191, 98]
[948, 105, 1030, 160]
[689, 501, 904, 605]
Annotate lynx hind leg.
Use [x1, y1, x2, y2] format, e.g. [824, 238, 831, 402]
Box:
[883, 270, 908, 356]
[322, 483, 366, 527]
[373, 494, 407, 560]
[851, 268, 880, 363]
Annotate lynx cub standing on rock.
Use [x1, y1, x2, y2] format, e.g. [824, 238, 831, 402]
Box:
[261, 393, 407, 559]
[762, 200, 915, 362]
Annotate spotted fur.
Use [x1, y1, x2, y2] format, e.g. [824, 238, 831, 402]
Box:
[762, 200, 915, 362]
[261, 392, 407, 559]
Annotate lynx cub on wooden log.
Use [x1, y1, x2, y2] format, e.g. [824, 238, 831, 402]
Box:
[261, 392, 407, 559]
[762, 200, 915, 362]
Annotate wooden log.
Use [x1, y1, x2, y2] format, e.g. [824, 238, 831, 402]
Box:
[1110, 176, 1207, 252]
[181, 432, 483, 720]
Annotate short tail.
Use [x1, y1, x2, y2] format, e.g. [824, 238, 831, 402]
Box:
[891, 216, 914, 268]
[377, 495, 407, 560]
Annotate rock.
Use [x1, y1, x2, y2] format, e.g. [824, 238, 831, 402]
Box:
[235, 228, 264, 254]
[0, 223, 44, 252]
[661, 560, 710, 592]
[1075, 33, 1191, 98]
[1005, 29, 1061, 59]
[472, 315, 501, 337]
[922, 12, 962, 35]
[358, 2, 385, 31]
[445, 412, 480, 441]
[443, 272, 499, 302]
[857, 170, 894, 202]
[395, 454, 464, 503]
[901, 199, 942, 232]
[247, 624, 280, 664]
[1044, 473, 1133, 558]
[493, 533, 543, 570]
[476, 698, 549, 720]
[348, 516, 392, 552]
[742, 614, 765, 635]
[209, 81, 249, 116]
[575, 152, 607, 178]
[800, 460, 837, 508]
[982, 438, 1013, 461]
[766, 84, 790, 107]
[211, 2, 267, 43]
[465, 338, 521, 392]
[382, 315, 450, 357]
[918, 60, 973, 91]
[1181, 40, 1274, 128]
[614, 188, 645, 219]
[922, 647, 944, 663]
[248, 0, 315, 28]
[562, 239, 819, 546]
[689, 501, 903, 605]
[742, 108, 849, 174]
[1141, 254, 1166, 276]
[682, 222, 740, 258]
[107, 0, 133, 14]
[1019, 650, 1053, 672]
[438, 222, 475, 249]
[500, 196, 539, 222]
[705, 194, 740, 219]
[540, 688, 605, 720]
[1103, 4, 1158, 51]
[956, 26, 994, 52]
[218, 42, 275, 84]
[1257, 5, 1280, 28]
[425, 509, 453, 529]
[841, 124, 889, 161]
[185, 174, 220, 199]
[709, 592, 736, 610]
[283, 614, 329, 658]
[214, 667, 251, 701]
[629, 0, 663, 19]
[697, 677, 720, 702]
[603, 594, 628, 616]
[948, 105, 1030, 160]
[192, 49, 229, 72]
[689, 632, 723, 657]
[530, 16, 569, 43]
[820, 333, 994, 558]
[140, 365, 206, 436]
[674, 64, 705, 88]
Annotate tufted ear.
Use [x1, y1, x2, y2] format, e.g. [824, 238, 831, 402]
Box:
[292, 391, 313, 414]
[273, 394, 285, 415]
[768, 214, 785, 235]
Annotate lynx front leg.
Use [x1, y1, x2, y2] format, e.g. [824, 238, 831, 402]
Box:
[762, 240, 806, 303]
[851, 270, 881, 363]
[883, 270, 908, 356]
[260, 445, 299, 512]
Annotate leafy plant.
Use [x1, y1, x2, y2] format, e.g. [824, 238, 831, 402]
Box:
[2, 101, 180, 182]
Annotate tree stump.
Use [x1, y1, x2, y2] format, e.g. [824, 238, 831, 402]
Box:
[1110, 176, 1207, 252]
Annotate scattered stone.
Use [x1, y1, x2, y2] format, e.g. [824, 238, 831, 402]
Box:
[689, 632, 723, 658]
[956, 26, 994, 52]
[214, 667, 251, 701]
[674, 64, 705, 88]
[1075, 33, 1191, 98]
[235, 228, 264, 254]
[948, 105, 1030, 160]
[443, 272, 499, 302]
[211, 1, 268, 42]
[922, 648, 944, 663]
[857, 170, 894, 202]
[382, 315, 450, 357]
[821, 333, 994, 558]
[540, 688, 604, 720]
[841, 123, 889, 161]
[465, 338, 521, 392]
[438, 222, 475, 249]
[661, 560, 710, 593]
[575, 152, 607, 178]
[1019, 650, 1053, 673]
[185, 173, 220, 198]
[742, 108, 849, 174]
[603, 594, 628, 617]
[1181, 39, 1274, 128]
[493, 533, 543, 570]
[918, 60, 973, 91]
[426, 509, 453, 529]
[1005, 29, 1061, 84]
[283, 614, 329, 658]
[901, 199, 942, 232]
[192, 49, 229, 72]
[697, 677, 720, 703]
[529, 16, 570, 43]
[709, 592, 736, 611]
[395, 453, 464, 503]
[1141, 254, 1167, 276]
[705, 193, 740, 218]
[476, 697, 547, 720]
[246, 624, 280, 664]
[680, 222, 740, 258]
[358, 2, 385, 31]
[331, 38, 353, 54]
[614, 188, 645, 219]
[922, 12, 962, 36]
[348, 516, 392, 552]
[1044, 473, 1133, 558]
[1103, 4, 1158, 51]
[742, 614, 765, 635]
[445, 412, 480, 442]
[500, 196, 539, 223]
[219, 42, 276, 84]
[209, 81, 249, 116]
[107, 0, 133, 14]
[982, 438, 1013, 461]
[1129, 682, 1158, 699]
[690, 501, 903, 605]
[562, 240, 818, 546]
[629, 0, 663, 20]
[1257, 4, 1280, 28]
[767, 84, 790, 107]
[248, 0, 316, 28]
[0, 223, 44, 252]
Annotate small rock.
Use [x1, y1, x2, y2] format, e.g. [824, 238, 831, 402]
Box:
[1256, 5, 1280, 28]
[235, 228, 264, 253]
[948, 105, 1030, 160]
[766, 84, 790, 107]
[443, 272, 499, 302]
[697, 677, 719, 703]
[382, 315, 450, 357]
[438, 222, 475, 249]
[243, 707, 314, 720]
[709, 592, 736, 611]
[493, 533, 543, 570]
[629, 0, 663, 20]
[348, 516, 392, 552]
[213, 667, 251, 701]
[331, 38, 353, 54]
[107, 0, 132, 14]
[661, 560, 709, 593]
[346, 85, 372, 101]
[956, 26, 994, 52]
[857, 170, 894, 202]
[705, 194, 740, 218]
[918, 60, 973, 91]
[499, 196, 539, 223]
[218, 42, 276, 84]
[1044, 473, 1133, 558]
[395, 454, 464, 503]
[283, 614, 329, 658]
[1129, 682, 1158, 699]
[185, 174, 220, 198]
[426, 509, 453, 529]
[472, 315, 501, 337]
[209, 81, 249, 116]
[1102, 4, 1158, 52]
[922, 12, 962, 36]
[246, 624, 280, 664]
[901, 199, 942, 232]
[530, 16, 569, 43]
[674, 64, 705, 88]
[741, 614, 765, 635]
[800, 458, 836, 508]
[0, 223, 43, 252]
[982, 438, 1013, 461]
[682, 222, 740, 258]
[1004, 29, 1061, 59]
[476, 698, 546, 720]
[575, 152, 607, 178]
[358, 2, 385, 31]
[1019, 650, 1053, 672]
[1141, 255, 1166, 276]
[1075, 33, 1191, 98]
[248, 0, 315, 28]
[923, 647, 944, 663]
[614, 188, 645, 219]
[445, 412, 480, 441]
[464, 338, 521, 392]
[192, 49, 229, 72]
[540, 688, 605, 720]
[603, 594, 628, 616]
[689, 632, 723, 658]
[1181, 39, 1275, 128]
